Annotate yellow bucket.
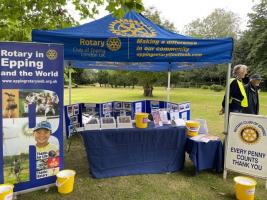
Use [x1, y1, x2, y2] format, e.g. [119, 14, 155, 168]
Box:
[234, 176, 257, 200]
[186, 120, 200, 137]
[135, 113, 149, 128]
[56, 170, 76, 194]
[0, 184, 14, 200]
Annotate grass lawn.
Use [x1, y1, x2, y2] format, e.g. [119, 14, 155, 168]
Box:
[19, 86, 267, 200]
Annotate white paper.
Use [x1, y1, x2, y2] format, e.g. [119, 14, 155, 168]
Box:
[181, 112, 187, 120]
[170, 110, 179, 121]
[159, 110, 168, 124]
[135, 102, 142, 113]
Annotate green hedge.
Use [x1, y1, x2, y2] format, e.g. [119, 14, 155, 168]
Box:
[201, 85, 210, 89]
[210, 84, 224, 92]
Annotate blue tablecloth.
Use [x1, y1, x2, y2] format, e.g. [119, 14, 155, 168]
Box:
[185, 138, 224, 173]
[81, 126, 186, 178]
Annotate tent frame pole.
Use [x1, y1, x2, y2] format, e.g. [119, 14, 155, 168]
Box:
[167, 69, 171, 102]
[223, 63, 232, 180]
[68, 66, 72, 105]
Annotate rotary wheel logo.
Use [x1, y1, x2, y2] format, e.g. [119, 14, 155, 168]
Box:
[109, 19, 156, 37]
[240, 125, 260, 144]
[46, 49, 58, 60]
[106, 38, 121, 51]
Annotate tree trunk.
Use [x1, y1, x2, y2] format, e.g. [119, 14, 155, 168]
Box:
[143, 84, 153, 97]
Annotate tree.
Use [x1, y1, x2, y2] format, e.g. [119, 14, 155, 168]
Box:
[181, 9, 241, 87]
[108, 71, 130, 88]
[184, 8, 240, 39]
[137, 7, 176, 97]
[137, 72, 158, 97]
[0, 0, 144, 41]
[127, 72, 139, 88]
[233, 0, 267, 89]
[97, 70, 109, 87]
[143, 6, 177, 32]
[0, 0, 144, 86]
[246, 0, 267, 76]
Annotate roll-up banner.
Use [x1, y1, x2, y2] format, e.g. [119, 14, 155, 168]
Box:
[0, 42, 64, 193]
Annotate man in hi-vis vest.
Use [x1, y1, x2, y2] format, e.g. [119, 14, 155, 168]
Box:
[220, 64, 248, 114]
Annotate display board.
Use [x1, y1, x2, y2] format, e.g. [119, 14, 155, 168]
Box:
[132, 100, 146, 119]
[0, 42, 64, 192]
[225, 113, 267, 180]
[64, 103, 84, 138]
[145, 100, 165, 114]
[112, 101, 132, 118]
[64, 100, 190, 138]
[177, 102, 191, 120]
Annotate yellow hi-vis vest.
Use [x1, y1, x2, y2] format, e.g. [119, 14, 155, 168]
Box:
[229, 78, 248, 107]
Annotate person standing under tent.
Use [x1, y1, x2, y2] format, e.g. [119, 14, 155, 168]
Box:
[220, 64, 249, 114]
[244, 74, 263, 115]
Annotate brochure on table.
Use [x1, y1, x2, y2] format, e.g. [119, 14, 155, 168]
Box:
[0, 42, 64, 193]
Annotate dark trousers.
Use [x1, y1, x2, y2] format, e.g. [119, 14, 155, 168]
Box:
[229, 102, 244, 113]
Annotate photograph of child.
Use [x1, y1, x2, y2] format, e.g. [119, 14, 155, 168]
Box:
[33, 121, 59, 179]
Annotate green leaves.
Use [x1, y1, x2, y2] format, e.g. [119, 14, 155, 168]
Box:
[184, 8, 240, 39]
[106, 0, 144, 18]
[143, 6, 177, 32]
[0, 0, 144, 41]
[233, 0, 267, 89]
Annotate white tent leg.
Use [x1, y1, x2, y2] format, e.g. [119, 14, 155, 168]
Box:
[167, 70, 171, 102]
[69, 68, 72, 105]
[223, 63, 232, 180]
[224, 63, 231, 134]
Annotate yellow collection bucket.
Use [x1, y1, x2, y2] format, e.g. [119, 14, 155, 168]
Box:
[0, 184, 14, 200]
[185, 120, 200, 137]
[56, 170, 76, 194]
[234, 176, 257, 200]
[135, 113, 149, 128]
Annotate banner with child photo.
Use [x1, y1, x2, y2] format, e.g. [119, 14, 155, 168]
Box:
[0, 42, 64, 192]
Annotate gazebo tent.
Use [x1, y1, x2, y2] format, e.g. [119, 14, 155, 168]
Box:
[32, 10, 233, 133]
[32, 10, 232, 67]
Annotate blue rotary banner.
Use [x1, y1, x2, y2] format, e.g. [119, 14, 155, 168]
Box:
[0, 42, 64, 192]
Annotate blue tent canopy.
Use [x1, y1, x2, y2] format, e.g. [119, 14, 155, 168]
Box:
[32, 10, 233, 71]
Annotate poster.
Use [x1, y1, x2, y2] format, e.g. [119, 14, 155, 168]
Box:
[225, 113, 267, 178]
[135, 102, 142, 113]
[0, 42, 64, 192]
[113, 101, 132, 118]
